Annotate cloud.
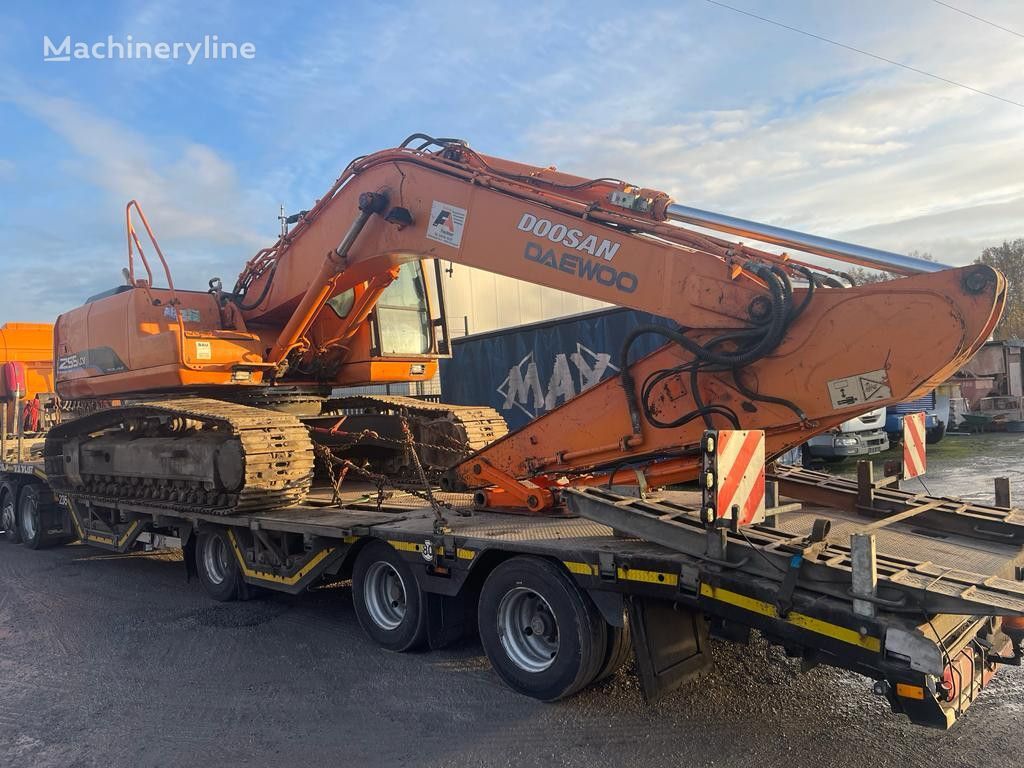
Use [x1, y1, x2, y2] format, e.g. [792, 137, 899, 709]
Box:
[514, 4, 1024, 268]
[0, 76, 271, 319]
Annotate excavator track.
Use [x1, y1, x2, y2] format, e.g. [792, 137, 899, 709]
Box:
[44, 397, 313, 516]
[319, 394, 508, 468]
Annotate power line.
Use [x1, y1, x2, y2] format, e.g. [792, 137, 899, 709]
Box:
[929, 0, 1024, 39]
[702, 0, 1024, 110]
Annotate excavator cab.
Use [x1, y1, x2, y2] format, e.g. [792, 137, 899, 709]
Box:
[312, 259, 448, 387]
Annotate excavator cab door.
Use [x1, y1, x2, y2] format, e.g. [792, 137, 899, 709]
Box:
[327, 260, 448, 387]
[372, 260, 435, 356]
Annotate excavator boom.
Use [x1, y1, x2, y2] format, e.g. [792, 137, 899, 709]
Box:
[231, 137, 1004, 507]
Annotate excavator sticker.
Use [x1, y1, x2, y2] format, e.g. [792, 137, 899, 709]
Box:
[826, 368, 892, 409]
[426, 201, 467, 248]
[56, 347, 128, 375]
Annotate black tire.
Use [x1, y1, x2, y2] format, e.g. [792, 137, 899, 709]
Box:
[195, 529, 245, 601]
[593, 618, 632, 684]
[18, 484, 62, 550]
[478, 556, 607, 701]
[352, 541, 428, 652]
[0, 481, 20, 544]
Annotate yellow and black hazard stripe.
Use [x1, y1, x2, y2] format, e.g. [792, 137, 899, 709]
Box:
[226, 529, 343, 588]
[560, 558, 880, 654]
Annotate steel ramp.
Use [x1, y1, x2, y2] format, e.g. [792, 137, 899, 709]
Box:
[769, 464, 1024, 546]
[564, 486, 1024, 618]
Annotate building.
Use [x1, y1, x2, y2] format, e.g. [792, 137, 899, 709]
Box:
[952, 339, 1024, 408]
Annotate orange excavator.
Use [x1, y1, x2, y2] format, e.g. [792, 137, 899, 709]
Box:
[46, 134, 1004, 517]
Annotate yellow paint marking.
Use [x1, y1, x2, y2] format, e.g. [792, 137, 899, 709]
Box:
[617, 567, 679, 586]
[227, 529, 334, 586]
[700, 583, 881, 652]
[388, 539, 421, 553]
[85, 520, 140, 549]
[563, 561, 597, 576]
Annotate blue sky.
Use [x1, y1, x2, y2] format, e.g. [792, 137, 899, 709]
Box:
[1, 0, 1022, 321]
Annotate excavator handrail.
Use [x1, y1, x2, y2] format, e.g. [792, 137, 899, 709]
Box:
[126, 200, 178, 304]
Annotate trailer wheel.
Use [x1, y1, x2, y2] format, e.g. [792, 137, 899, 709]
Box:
[352, 541, 427, 652]
[18, 484, 61, 550]
[195, 529, 244, 601]
[593, 619, 632, 684]
[478, 557, 607, 701]
[0, 481, 20, 544]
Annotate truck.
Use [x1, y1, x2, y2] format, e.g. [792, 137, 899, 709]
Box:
[0, 322, 55, 441]
[887, 389, 948, 444]
[1, 134, 1022, 729]
[804, 406, 889, 462]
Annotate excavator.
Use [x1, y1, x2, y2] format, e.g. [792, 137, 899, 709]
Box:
[45, 133, 1004, 519]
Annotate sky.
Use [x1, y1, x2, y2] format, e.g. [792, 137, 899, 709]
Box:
[0, 0, 1022, 322]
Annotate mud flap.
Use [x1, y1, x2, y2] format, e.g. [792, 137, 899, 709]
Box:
[426, 591, 472, 650]
[627, 595, 712, 703]
[181, 527, 197, 582]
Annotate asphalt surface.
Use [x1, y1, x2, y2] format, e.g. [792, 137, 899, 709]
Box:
[3, 434, 1024, 767]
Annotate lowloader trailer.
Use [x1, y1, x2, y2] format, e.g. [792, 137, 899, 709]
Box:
[3, 448, 1024, 729]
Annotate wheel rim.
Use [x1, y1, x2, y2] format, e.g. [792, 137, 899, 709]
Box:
[202, 536, 231, 585]
[20, 495, 36, 540]
[1, 494, 13, 535]
[363, 561, 407, 631]
[496, 587, 559, 673]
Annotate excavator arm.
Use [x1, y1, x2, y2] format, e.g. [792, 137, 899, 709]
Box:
[232, 136, 1004, 510]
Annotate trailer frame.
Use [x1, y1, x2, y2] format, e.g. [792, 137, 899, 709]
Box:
[2, 454, 1022, 730]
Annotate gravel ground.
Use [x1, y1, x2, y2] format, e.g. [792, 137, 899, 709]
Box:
[2, 534, 1023, 768]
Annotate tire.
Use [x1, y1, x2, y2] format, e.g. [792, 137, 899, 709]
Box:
[18, 484, 62, 550]
[0, 481, 20, 544]
[593, 619, 632, 684]
[352, 541, 428, 652]
[195, 529, 245, 601]
[478, 556, 607, 701]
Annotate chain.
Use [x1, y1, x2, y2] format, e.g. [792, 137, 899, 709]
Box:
[398, 418, 450, 534]
[313, 424, 466, 535]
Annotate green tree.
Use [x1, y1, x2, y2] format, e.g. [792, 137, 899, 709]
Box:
[846, 250, 933, 285]
[977, 240, 1024, 340]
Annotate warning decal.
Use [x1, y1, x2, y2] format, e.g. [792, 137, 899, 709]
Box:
[902, 411, 927, 479]
[712, 429, 766, 526]
[195, 341, 212, 361]
[826, 368, 892, 409]
[425, 200, 467, 249]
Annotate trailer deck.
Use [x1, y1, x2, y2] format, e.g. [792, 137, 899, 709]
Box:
[3, 452, 1024, 729]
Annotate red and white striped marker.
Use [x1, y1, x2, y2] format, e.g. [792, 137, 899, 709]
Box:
[702, 429, 766, 526]
[902, 411, 927, 479]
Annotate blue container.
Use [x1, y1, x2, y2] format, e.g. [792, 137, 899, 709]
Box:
[439, 307, 676, 431]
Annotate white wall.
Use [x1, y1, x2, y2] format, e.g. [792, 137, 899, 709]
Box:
[435, 262, 607, 337]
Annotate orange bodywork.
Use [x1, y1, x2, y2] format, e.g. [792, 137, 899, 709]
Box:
[51, 140, 1006, 509]
[0, 322, 54, 400]
[0, 322, 54, 431]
